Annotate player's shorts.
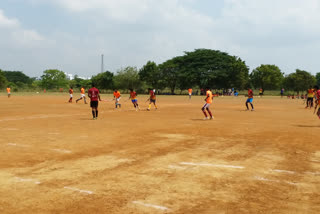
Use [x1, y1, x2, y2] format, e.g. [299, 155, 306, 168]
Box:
[307, 97, 313, 102]
[116, 97, 121, 102]
[246, 98, 253, 103]
[7, 93, 11, 95]
[90, 101, 98, 108]
[131, 99, 137, 103]
[189, 93, 192, 96]
[202, 103, 211, 109]
[70, 94, 73, 98]
[81, 94, 85, 98]
[150, 99, 156, 103]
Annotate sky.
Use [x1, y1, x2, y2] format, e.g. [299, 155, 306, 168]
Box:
[1, 0, 320, 78]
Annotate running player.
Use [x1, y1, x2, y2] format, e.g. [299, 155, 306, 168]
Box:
[281, 88, 284, 98]
[306, 86, 314, 108]
[68, 87, 73, 103]
[147, 88, 157, 111]
[246, 88, 254, 111]
[259, 88, 263, 96]
[88, 83, 101, 120]
[129, 88, 140, 111]
[76, 87, 87, 104]
[6, 86, 11, 98]
[113, 89, 121, 108]
[201, 87, 213, 120]
[314, 85, 320, 119]
[188, 88, 192, 100]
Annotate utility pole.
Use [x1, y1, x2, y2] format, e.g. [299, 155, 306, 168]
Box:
[101, 54, 104, 73]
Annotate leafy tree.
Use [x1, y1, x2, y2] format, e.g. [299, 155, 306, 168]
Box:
[91, 71, 114, 90]
[316, 72, 320, 86]
[0, 69, 8, 88]
[283, 69, 316, 93]
[250, 64, 284, 90]
[114, 67, 143, 91]
[139, 61, 164, 89]
[3, 71, 33, 85]
[159, 57, 182, 94]
[40, 69, 68, 89]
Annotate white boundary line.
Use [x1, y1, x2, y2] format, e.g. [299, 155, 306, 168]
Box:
[7, 143, 30, 148]
[179, 162, 245, 169]
[254, 176, 297, 185]
[64, 186, 94, 195]
[270, 169, 296, 174]
[15, 177, 41, 184]
[132, 201, 170, 211]
[51, 149, 72, 154]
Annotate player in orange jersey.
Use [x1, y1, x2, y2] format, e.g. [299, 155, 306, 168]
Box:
[6, 86, 11, 98]
[129, 88, 140, 111]
[246, 88, 254, 111]
[188, 88, 192, 100]
[68, 87, 73, 103]
[113, 89, 121, 108]
[76, 87, 87, 104]
[306, 86, 314, 108]
[147, 88, 157, 111]
[201, 87, 213, 120]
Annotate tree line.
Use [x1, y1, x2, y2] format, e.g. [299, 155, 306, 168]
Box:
[1, 49, 320, 94]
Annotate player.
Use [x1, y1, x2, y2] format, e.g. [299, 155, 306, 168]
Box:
[259, 88, 263, 96]
[201, 87, 213, 120]
[113, 89, 121, 108]
[246, 88, 254, 111]
[129, 88, 140, 111]
[147, 88, 158, 111]
[281, 88, 284, 98]
[188, 88, 192, 100]
[6, 86, 11, 98]
[88, 83, 101, 120]
[314, 85, 320, 119]
[68, 87, 73, 103]
[306, 86, 314, 108]
[76, 87, 87, 104]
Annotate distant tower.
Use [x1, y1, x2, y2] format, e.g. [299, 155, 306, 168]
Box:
[101, 54, 104, 73]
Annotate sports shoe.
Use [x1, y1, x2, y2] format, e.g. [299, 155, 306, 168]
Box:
[147, 108, 150, 111]
[203, 117, 209, 120]
[210, 116, 214, 120]
[251, 109, 255, 111]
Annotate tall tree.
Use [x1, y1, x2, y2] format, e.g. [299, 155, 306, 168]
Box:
[159, 57, 182, 94]
[91, 71, 114, 90]
[283, 69, 316, 93]
[139, 61, 164, 89]
[3, 71, 33, 85]
[0, 69, 8, 88]
[316, 72, 320, 86]
[40, 69, 68, 89]
[113, 67, 143, 90]
[250, 64, 284, 90]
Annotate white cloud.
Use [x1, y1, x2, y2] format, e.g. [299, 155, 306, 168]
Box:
[0, 9, 19, 27]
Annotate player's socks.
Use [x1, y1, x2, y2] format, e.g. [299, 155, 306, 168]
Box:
[250, 103, 254, 109]
[155, 105, 157, 109]
[92, 111, 95, 118]
[246, 103, 249, 110]
[203, 111, 208, 117]
[119, 104, 121, 108]
[96, 110, 98, 118]
[148, 104, 151, 109]
[208, 110, 213, 118]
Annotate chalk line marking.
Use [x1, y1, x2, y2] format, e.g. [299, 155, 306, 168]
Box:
[0, 114, 85, 122]
[132, 201, 170, 211]
[4, 128, 19, 131]
[271, 169, 296, 174]
[15, 177, 41, 185]
[254, 176, 297, 185]
[48, 132, 60, 135]
[51, 149, 72, 154]
[7, 143, 30, 148]
[168, 165, 187, 170]
[64, 186, 93, 195]
[305, 171, 320, 175]
[179, 162, 245, 169]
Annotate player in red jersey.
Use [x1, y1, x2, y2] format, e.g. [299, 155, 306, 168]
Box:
[314, 85, 320, 119]
[147, 88, 158, 111]
[88, 83, 101, 120]
[246, 88, 254, 111]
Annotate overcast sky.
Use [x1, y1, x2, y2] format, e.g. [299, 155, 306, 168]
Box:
[1, 0, 320, 78]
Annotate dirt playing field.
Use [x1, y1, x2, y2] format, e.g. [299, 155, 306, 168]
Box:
[0, 93, 319, 214]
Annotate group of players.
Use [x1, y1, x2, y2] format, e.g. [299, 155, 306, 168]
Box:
[67, 84, 158, 119]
